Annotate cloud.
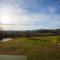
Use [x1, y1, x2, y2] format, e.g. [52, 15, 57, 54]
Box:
[0, 0, 60, 30]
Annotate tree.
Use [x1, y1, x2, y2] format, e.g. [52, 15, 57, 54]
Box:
[0, 31, 3, 42]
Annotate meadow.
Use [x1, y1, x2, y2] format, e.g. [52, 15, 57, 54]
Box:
[0, 36, 60, 60]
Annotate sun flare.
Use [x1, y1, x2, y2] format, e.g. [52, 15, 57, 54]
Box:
[1, 13, 11, 24]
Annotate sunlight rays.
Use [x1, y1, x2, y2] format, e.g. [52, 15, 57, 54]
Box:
[1, 13, 11, 24]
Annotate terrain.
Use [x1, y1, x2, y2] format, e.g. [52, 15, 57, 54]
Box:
[0, 36, 60, 60]
[0, 29, 60, 60]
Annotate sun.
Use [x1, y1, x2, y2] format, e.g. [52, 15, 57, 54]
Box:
[1, 13, 11, 24]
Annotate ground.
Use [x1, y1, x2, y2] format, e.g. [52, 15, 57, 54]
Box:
[0, 36, 60, 60]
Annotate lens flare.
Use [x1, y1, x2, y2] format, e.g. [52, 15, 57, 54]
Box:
[1, 13, 11, 24]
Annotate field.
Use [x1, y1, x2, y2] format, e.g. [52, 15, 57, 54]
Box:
[0, 36, 60, 60]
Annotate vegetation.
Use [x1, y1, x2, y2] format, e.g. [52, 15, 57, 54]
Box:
[0, 36, 60, 60]
[0, 29, 60, 39]
[0, 29, 60, 60]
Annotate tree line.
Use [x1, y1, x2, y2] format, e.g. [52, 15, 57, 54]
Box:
[0, 29, 60, 41]
[0, 29, 60, 38]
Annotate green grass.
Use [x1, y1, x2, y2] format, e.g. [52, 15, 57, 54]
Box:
[0, 36, 60, 60]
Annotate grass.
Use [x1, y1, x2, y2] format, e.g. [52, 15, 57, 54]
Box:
[0, 36, 60, 60]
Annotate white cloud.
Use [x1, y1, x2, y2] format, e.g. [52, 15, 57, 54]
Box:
[0, 0, 60, 30]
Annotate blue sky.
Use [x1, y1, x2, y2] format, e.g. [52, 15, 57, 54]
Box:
[0, 0, 60, 30]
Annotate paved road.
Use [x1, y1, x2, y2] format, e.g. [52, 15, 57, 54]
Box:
[0, 55, 27, 60]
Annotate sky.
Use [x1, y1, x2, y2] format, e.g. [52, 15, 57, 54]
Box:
[0, 0, 60, 30]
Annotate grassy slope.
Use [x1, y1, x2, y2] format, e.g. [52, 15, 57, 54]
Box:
[0, 36, 60, 60]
